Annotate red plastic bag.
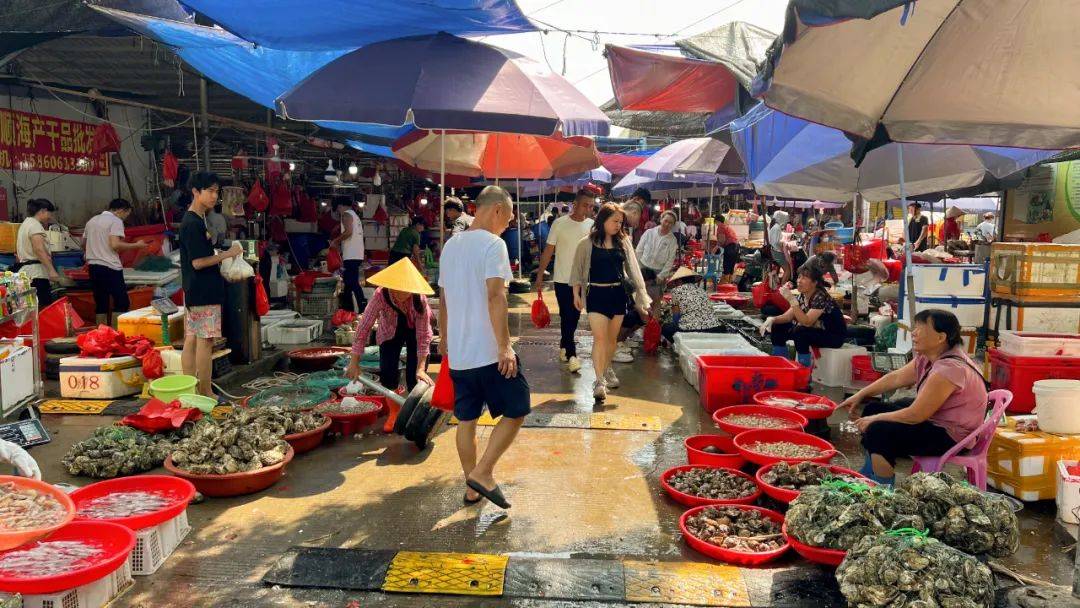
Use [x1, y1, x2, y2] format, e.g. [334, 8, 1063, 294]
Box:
[92, 123, 121, 154]
[121, 398, 201, 433]
[296, 189, 317, 222]
[430, 359, 455, 412]
[162, 150, 179, 187]
[331, 309, 357, 327]
[843, 242, 870, 274]
[247, 180, 269, 212]
[77, 325, 128, 358]
[643, 317, 661, 354]
[530, 291, 550, 328]
[326, 246, 343, 272]
[270, 177, 293, 215]
[254, 280, 271, 316]
[140, 347, 164, 380]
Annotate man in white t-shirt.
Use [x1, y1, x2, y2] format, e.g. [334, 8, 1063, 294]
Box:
[15, 198, 60, 307]
[438, 185, 529, 510]
[330, 197, 366, 312]
[83, 198, 149, 326]
[533, 190, 594, 374]
[976, 212, 997, 242]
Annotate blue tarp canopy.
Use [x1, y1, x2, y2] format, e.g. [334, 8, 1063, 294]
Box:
[180, 0, 536, 50]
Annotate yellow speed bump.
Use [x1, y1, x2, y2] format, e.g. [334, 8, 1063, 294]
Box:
[589, 412, 661, 431]
[39, 400, 112, 414]
[382, 551, 508, 596]
[623, 560, 750, 607]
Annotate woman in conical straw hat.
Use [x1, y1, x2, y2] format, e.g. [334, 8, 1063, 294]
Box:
[662, 266, 723, 344]
[345, 259, 435, 418]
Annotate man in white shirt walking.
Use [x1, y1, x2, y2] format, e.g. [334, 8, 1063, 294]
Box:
[330, 197, 366, 312]
[534, 189, 594, 373]
[439, 185, 530, 510]
[976, 212, 997, 242]
[83, 198, 149, 326]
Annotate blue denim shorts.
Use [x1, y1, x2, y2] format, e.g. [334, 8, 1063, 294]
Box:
[449, 358, 531, 422]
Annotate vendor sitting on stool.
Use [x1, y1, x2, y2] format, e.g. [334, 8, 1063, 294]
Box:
[760, 265, 846, 368]
[662, 267, 723, 343]
[345, 258, 434, 428]
[840, 309, 987, 486]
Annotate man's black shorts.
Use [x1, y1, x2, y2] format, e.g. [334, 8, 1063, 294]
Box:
[449, 358, 531, 421]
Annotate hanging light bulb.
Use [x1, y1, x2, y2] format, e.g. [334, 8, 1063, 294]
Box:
[420, 198, 429, 206]
[324, 159, 338, 183]
[288, 162, 296, 171]
[348, 162, 358, 176]
[653, 204, 661, 211]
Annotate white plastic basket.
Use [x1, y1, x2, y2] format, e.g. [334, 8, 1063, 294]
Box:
[268, 320, 324, 345]
[3, 559, 133, 608]
[1000, 331, 1080, 358]
[130, 510, 191, 576]
[811, 344, 868, 388]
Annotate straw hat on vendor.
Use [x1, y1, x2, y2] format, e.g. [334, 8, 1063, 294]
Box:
[662, 266, 723, 344]
[344, 259, 435, 428]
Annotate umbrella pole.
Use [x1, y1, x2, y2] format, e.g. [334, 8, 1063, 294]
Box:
[899, 144, 916, 330]
[439, 129, 446, 250]
[516, 178, 522, 280]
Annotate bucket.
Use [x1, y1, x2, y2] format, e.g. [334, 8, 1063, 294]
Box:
[149, 375, 198, 402]
[1034, 379, 1080, 434]
[177, 393, 217, 414]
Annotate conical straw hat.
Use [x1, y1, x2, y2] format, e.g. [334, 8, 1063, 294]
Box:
[667, 266, 700, 284]
[366, 258, 434, 295]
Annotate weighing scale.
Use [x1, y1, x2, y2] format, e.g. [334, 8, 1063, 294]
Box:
[0, 418, 50, 448]
[151, 298, 179, 346]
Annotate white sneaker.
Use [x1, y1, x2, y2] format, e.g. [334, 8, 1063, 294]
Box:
[604, 367, 620, 389]
[566, 356, 582, 373]
[558, 348, 568, 363]
[612, 347, 634, 363]
[592, 379, 607, 401]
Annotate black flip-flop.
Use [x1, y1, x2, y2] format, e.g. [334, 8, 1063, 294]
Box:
[463, 491, 483, 505]
[466, 479, 511, 509]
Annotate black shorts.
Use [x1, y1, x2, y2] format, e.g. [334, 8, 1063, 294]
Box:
[722, 243, 739, 275]
[88, 264, 130, 315]
[586, 285, 627, 319]
[449, 358, 531, 422]
[860, 401, 957, 466]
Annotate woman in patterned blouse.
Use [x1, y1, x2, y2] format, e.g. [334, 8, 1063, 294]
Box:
[661, 267, 723, 343]
[762, 265, 846, 368]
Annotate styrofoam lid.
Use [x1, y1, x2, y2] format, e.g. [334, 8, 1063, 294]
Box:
[1033, 379, 1080, 392]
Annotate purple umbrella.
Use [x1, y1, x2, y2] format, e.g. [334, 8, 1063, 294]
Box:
[276, 32, 609, 137]
[633, 137, 743, 183]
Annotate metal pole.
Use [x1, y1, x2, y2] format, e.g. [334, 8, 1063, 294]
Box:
[900, 144, 917, 328]
[516, 178, 522, 279]
[199, 77, 210, 170]
[439, 129, 446, 249]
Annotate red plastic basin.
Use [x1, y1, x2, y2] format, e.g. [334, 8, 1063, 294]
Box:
[323, 396, 387, 435]
[0, 521, 136, 595]
[732, 429, 838, 466]
[0, 476, 75, 552]
[782, 522, 847, 567]
[660, 465, 762, 507]
[679, 505, 789, 566]
[755, 463, 873, 504]
[715, 284, 738, 294]
[684, 435, 746, 469]
[70, 475, 195, 531]
[164, 446, 294, 497]
[288, 347, 350, 372]
[283, 417, 332, 454]
[711, 405, 808, 435]
[698, 356, 812, 413]
[989, 348, 1080, 413]
[751, 391, 838, 421]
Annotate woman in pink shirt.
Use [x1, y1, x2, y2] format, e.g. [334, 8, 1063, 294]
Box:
[840, 309, 988, 485]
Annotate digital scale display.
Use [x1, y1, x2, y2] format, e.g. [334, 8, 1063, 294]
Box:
[0, 419, 50, 448]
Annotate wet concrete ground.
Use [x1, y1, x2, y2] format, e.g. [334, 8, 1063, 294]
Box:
[28, 290, 1077, 606]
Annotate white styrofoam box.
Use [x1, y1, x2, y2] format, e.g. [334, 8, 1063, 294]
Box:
[811, 344, 867, 387]
[673, 332, 755, 352]
[677, 341, 764, 391]
[262, 310, 300, 323]
[0, 344, 34, 416]
[60, 356, 144, 399]
[990, 303, 1080, 335]
[911, 264, 987, 297]
[269, 278, 289, 298]
[987, 477, 1043, 503]
[1057, 460, 1080, 524]
[131, 510, 191, 576]
[5, 559, 133, 608]
[911, 295, 987, 327]
[268, 319, 324, 345]
[1000, 331, 1080, 357]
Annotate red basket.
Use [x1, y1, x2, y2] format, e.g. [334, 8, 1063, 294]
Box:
[850, 355, 883, 383]
[660, 465, 762, 507]
[323, 396, 388, 435]
[708, 293, 749, 308]
[70, 475, 195, 531]
[684, 435, 746, 469]
[164, 446, 294, 497]
[288, 347, 350, 373]
[782, 522, 847, 567]
[283, 416, 332, 454]
[715, 284, 738, 295]
[732, 429, 838, 466]
[698, 356, 812, 413]
[679, 505, 789, 566]
[0, 476, 75, 552]
[0, 521, 136, 595]
[989, 348, 1080, 413]
[751, 391, 838, 421]
[754, 463, 873, 504]
[711, 405, 808, 435]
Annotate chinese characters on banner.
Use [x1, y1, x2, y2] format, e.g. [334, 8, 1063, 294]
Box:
[0, 108, 111, 176]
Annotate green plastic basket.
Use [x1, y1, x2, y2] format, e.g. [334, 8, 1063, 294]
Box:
[304, 370, 349, 391]
[247, 386, 331, 411]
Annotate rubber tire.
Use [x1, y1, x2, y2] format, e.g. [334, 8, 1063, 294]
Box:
[393, 383, 431, 436]
[45, 338, 80, 355]
[414, 408, 449, 451]
[403, 401, 431, 444]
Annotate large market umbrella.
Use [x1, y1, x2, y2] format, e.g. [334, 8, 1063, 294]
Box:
[633, 137, 744, 183]
[519, 167, 613, 198]
[277, 32, 609, 138]
[391, 130, 602, 180]
[754, 0, 1080, 154]
[729, 103, 1058, 202]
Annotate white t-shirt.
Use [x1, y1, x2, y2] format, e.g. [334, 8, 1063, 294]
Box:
[340, 209, 365, 260]
[976, 220, 996, 242]
[16, 217, 48, 279]
[546, 215, 593, 283]
[438, 230, 513, 371]
[84, 210, 125, 270]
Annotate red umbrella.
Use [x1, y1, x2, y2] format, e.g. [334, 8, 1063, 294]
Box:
[392, 130, 602, 180]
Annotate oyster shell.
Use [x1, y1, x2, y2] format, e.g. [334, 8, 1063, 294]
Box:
[786, 484, 924, 551]
[168, 406, 316, 475]
[896, 472, 1018, 557]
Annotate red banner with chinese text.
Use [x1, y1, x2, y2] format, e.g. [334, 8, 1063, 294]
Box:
[0, 108, 111, 176]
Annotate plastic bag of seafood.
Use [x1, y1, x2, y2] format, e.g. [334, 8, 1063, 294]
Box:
[896, 472, 1018, 557]
[786, 481, 924, 551]
[62, 424, 195, 478]
[836, 529, 994, 608]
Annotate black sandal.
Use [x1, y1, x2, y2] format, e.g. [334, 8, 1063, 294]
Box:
[463, 491, 482, 505]
[466, 478, 511, 509]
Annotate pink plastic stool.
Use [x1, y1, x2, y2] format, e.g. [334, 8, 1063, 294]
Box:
[911, 389, 1013, 490]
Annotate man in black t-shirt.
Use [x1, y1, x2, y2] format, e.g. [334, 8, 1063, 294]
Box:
[906, 202, 930, 252]
[179, 172, 242, 397]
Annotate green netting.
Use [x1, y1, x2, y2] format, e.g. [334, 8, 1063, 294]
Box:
[247, 386, 331, 411]
[304, 370, 349, 391]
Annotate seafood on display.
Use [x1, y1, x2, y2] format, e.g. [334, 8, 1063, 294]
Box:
[668, 468, 756, 500]
[897, 472, 1019, 557]
[717, 414, 798, 430]
[169, 407, 302, 475]
[699, 445, 725, 454]
[0, 483, 66, 530]
[684, 506, 784, 553]
[63, 424, 195, 479]
[786, 484, 924, 551]
[76, 491, 172, 520]
[747, 441, 823, 460]
[836, 531, 994, 608]
[761, 462, 861, 491]
[315, 397, 380, 415]
[0, 541, 103, 577]
[760, 396, 832, 411]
